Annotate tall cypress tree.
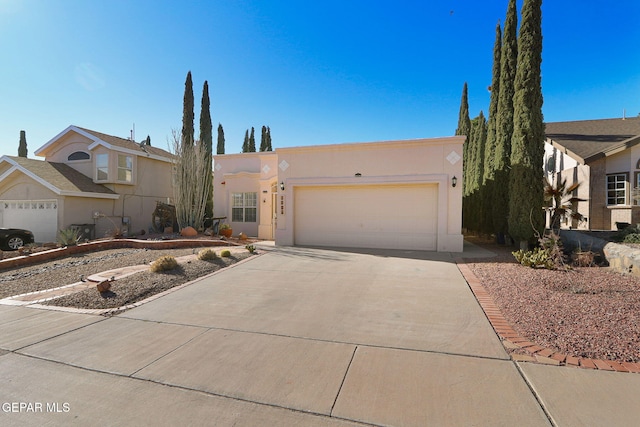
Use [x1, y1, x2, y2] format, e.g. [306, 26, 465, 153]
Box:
[260, 125, 268, 152]
[492, 0, 517, 240]
[182, 71, 194, 148]
[18, 130, 27, 157]
[455, 83, 471, 194]
[465, 113, 487, 232]
[242, 129, 249, 153]
[481, 22, 502, 234]
[508, 0, 544, 247]
[463, 116, 478, 231]
[266, 126, 272, 151]
[199, 81, 213, 227]
[249, 127, 256, 152]
[217, 123, 225, 154]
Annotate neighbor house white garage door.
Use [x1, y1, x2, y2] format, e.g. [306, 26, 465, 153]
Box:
[0, 200, 58, 243]
[294, 184, 438, 250]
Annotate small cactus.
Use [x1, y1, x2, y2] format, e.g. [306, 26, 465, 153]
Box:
[220, 249, 231, 258]
[197, 248, 218, 261]
[150, 255, 178, 272]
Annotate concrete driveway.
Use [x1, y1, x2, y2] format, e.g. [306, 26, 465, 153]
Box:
[2, 244, 640, 426]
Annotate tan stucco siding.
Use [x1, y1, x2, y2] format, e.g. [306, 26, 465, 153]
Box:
[42, 132, 93, 162]
[276, 138, 464, 252]
[213, 153, 278, 239]
[0, 173, 59, 200]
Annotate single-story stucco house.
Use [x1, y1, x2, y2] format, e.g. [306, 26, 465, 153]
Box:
[0, 125, 175, 243]
[544, 116, 640, 230]
[214, 136, 464, 252]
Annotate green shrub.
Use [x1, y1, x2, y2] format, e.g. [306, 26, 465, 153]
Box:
[245, 244, 256, 253]
[513, 247, 556, 270]
[613, 226, 640, 242]
[220, 249, 231, 257]
[57, 228, 81, 246]
[150, 255, 178, 272]
[197, 248, 218, 261]
[623, 233, 640, 243]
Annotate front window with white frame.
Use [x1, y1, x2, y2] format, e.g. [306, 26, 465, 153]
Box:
[117, 154, 133, 182]
[96, 153, 109, 181]
[606, 173, 628, 206]
[232, 192, 257, 222]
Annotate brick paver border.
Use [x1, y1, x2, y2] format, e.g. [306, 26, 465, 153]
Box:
[455, 258, 640, 374]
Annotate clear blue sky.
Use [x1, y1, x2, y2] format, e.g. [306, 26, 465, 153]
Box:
[1, 0, 638, 156]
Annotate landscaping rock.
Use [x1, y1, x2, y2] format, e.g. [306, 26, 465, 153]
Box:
[180, 226, 197, 237]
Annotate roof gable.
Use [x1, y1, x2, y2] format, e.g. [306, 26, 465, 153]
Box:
[34, 125, 174, 162]
[0, 156, 119, 199]
[546, 117, 640, 163]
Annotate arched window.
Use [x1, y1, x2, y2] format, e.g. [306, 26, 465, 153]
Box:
[68, 151, 90, 161]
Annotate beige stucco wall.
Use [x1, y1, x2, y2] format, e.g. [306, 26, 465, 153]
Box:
[275, 137, 464, 252]
[213, 152, 278, 238]
[44, 132, 95, 177]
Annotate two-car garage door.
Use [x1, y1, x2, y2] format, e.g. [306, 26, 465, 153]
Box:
[294, 184, 438, 251]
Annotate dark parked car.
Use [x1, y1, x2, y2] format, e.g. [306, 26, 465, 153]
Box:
[0, 228, 35, 250]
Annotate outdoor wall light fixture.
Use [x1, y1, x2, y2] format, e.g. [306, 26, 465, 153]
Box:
[355, 172, 362, 177]
[451, 176, 457, 187]
[280, 182, 285, 191]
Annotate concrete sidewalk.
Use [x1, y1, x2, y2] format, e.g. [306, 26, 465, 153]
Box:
[1, 244, 640, 426]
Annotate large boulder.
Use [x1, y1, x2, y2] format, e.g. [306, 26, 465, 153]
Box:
[180, 226, 198, 237]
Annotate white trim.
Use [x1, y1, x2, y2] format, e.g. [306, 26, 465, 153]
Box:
[34, 125, 172, 163]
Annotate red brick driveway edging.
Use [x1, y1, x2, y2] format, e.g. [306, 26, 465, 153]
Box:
[455, 258, 640, 374]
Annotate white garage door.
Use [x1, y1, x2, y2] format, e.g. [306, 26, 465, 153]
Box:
[0, 200, 58, 243]
[294, 184, 438, 250]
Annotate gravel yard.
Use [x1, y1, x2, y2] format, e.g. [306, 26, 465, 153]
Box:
[0, 247, 252, 310]
[466, 239, 640, 363]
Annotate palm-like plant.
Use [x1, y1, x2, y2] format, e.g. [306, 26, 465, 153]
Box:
[544, 177, 586, 231]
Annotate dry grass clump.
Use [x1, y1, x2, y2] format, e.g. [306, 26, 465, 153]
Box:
[220, 249, 231, 258]
[150, 255, 179, 272]
[197, 248, 218, 261]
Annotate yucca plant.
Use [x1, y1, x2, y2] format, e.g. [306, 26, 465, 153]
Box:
[57, 228, 81, 247]
[543, 177, 586, 232]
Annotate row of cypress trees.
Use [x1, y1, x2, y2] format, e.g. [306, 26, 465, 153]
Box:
[458, 0, 544, 247]
[180, 71, 214, 228]
[242, 126, 273, 153]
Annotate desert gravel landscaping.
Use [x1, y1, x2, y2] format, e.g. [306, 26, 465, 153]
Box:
[466, 239, 640, 364]
[0, 246, 253, 310]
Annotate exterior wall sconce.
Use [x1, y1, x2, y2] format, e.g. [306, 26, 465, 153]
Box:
[451, 176, 457, 188]
[355, 172, 362, 177]
[280, 182, 285, 191]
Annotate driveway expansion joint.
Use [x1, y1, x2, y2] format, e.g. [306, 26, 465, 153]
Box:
[455, 258, 640, 374]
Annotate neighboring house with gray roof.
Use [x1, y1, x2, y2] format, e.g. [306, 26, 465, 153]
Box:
[544, 116, 640, 230]
[0, 125, 174, 242]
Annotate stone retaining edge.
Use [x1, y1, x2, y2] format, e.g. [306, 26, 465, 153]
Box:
[0, 238, 240, 271]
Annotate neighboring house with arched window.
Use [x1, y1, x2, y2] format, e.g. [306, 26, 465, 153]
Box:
[0, 125, 174, 242]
